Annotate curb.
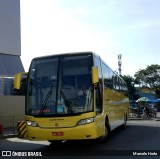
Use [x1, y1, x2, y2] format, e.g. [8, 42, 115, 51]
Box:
[129, 118, 143, 120]
[153, 118, 160, 121]
[0, 134, 18, 139]
[129, 117, 160, 121]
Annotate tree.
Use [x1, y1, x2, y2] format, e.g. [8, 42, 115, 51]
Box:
[134, 64, 160, 98]
[121, 75, 136, 100]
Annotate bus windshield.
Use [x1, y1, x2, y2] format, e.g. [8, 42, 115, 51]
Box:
[26, 54, 93, 116]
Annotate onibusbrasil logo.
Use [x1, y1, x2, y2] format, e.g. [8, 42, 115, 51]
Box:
[1, 151, 42, 157]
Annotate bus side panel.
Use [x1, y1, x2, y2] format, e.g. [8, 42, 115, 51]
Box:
[103, 88, 129, 131]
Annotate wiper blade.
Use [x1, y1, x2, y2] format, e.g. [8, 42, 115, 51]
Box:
[42, 88, 52, 107]
[40, 84, 53, 113]
[60, 90, 73, 113]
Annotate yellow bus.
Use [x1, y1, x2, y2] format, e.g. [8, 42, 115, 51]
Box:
[15, 52, 129, 143]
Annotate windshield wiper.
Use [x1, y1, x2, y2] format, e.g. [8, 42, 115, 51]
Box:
[39, 84, 53, 114]
[42, 89, 52, 106]
[60, 90, 73, 113]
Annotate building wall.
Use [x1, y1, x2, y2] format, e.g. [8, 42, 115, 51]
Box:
[0, 0, 21, 55]
[0, 0, 25, 128]
[0, 96, 25, 128]
[0, 96, 25, 116]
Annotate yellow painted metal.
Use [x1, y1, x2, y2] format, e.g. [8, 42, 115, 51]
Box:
[25, 86, 129, 141]
[25, 112, 99, 140]
[92, 66, 99, 84]
[14, 72, 27, 90]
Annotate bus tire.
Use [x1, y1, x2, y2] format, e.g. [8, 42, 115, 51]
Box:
[97, 121, 110, 143]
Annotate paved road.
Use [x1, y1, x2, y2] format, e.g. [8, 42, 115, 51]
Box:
[0, 120, 160, 159]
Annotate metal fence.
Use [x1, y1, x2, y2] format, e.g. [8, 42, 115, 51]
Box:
[0, 115, 25, 128]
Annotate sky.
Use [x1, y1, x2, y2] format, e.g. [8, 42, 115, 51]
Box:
[20, 0, 160, 77]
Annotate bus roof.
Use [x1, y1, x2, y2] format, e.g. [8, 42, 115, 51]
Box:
[31, 51, 96, 61]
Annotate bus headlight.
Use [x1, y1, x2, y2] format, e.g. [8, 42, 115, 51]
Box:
[77, 117, 95, 126]
[26, 120, 39, 127]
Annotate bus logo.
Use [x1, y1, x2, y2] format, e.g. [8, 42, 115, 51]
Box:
[2, 151, 11, 156]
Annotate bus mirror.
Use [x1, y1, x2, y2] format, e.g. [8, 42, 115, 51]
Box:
[92, 66, 99, 84]
[14, 72, 28, 95]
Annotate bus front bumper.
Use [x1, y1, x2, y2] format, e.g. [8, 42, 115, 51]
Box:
[27, 122, 98, 141]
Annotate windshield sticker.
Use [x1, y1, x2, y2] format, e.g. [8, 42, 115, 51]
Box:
[57, 105, 64, 113]
[32, 109, 51, 114]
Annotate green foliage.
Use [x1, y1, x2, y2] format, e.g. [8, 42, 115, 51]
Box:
[134, 64, 160, 98]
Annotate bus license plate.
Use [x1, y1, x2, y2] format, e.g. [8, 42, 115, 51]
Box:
[52, 132, 64, 136]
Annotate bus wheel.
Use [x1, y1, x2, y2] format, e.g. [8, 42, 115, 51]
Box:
[98, 122, 110, 142]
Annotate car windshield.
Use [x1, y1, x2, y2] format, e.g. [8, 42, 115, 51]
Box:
[26, 54, 93, 116]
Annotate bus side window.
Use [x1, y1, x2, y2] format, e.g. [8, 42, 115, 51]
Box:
[96, 84, 102, 114]
[94, 56, 103, 114]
